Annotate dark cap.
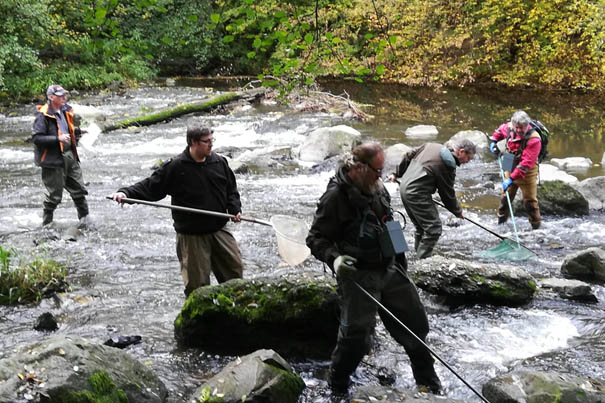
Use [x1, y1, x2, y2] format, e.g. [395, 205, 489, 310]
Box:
[46, 84, 68, 97]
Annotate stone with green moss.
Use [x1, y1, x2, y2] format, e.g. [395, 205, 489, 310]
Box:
[412, 256, 537, 306]
[514, 180, 589, 217]
[193, 349, 304, 403]
[174, 278, 339, 358]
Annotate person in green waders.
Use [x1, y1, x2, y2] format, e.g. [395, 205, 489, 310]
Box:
[389, 139, 476, 259]
[306, 142, 442, 395]
[32, 84, 90, 227]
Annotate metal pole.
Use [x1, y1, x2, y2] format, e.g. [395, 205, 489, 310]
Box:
[353, 280, 491, 403]
[105, 196, 272, 226]
[432, 199, 537, 256]
[496, 156, 521, 246]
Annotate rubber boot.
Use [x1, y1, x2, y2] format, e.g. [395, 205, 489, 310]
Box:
[328, 368, 350, 395]
[42, 209, 54, 226]
[497, 196, 509, 224]
[416, 243, 435, 259]
[73, 197, 89, 219]
[525, 200, 542, 230]
[414, 233, 422, 252]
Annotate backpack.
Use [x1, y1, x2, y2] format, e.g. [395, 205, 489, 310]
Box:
[529, 119, 550, 163]
[507, 119, 550, 163]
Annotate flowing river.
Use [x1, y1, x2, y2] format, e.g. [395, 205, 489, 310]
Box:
[1, 81, 604, 402]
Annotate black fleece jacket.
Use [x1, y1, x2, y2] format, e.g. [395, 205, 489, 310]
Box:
[119, 148, 241, 234]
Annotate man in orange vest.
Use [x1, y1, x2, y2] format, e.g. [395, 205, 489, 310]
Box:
[32, 84, 90, 227]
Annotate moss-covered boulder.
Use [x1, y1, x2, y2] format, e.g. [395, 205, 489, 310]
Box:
[192, 349, 305, 403]
[174, 278, 339, 358]
[561, 247, 605, 283]
[411, 256, 537, 306]
[514, 180, 589, 216]
[0, 335, 167, 403]
[483, 370, 605, 403]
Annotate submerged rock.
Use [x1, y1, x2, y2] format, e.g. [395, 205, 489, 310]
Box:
[404, 125, 438, 139]
[538, 278, 598, 302]
[483, 370, 605, 403]
[351, 385, 466, 402]
[411, 256, 537, 306]
[551, 157, 593, 171]
[33, 312, 58, 332]
[0, 335, 167, 403]
[174, 278, 339, 358]
[191, 349, 305, 403]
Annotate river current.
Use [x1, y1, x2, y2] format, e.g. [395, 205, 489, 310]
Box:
[1, 83, 604, 402]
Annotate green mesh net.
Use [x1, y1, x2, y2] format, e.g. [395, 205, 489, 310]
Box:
[476, 239, 536, 261]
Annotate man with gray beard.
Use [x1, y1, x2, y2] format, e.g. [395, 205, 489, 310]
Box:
[306, 142, 441, 396]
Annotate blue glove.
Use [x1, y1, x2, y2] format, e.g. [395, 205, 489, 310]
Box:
[502, 178, 513, 191]
[489, 141, 500, 155]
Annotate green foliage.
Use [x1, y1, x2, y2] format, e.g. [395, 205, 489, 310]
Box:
[0, 0, 157, 103]
[0, 245, 68, 305]
[208, 0, 604, 91]
[0, 0, 603, 101]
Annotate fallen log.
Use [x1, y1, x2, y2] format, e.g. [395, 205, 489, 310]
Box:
[101, 88, 266, 132]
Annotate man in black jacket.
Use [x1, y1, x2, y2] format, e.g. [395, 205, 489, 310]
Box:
[112, 127, 244, 296]
[306, 142, 441, 395]
[32, 84, 89, 227]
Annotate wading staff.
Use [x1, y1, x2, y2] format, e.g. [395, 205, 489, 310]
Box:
[431, 199, 538, 256]
[496, 155, 522, 246]
[351, 278, 491, 403]
[105, 196, 271, 226]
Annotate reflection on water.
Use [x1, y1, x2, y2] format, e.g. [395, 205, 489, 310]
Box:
[1, 84, 604, 401]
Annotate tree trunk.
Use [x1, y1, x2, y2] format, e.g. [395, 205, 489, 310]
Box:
[101, 88, 266, 132]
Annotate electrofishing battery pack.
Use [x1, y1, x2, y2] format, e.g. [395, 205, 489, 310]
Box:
[379, 220, 409, 257]
[501, 152, 516, 173]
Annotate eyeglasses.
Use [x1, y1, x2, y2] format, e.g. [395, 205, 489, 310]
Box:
[365, 163, 383, 175]
[199, 138, 214, 145]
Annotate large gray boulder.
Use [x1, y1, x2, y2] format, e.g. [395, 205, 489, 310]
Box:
[297, 125, 361, 162]
[174, 278, 340, 358]
[385, 143, 412, 174]
[571, 176, 605, 211]
[483, 370, 605, 403]
[448, 130, 489, 150]
[0, 335, 167, 403]
[514, 180, 589, 216]
[411, 256, 537, 306]
[561, 247, 605, 283]
[191, 349, 305, 403]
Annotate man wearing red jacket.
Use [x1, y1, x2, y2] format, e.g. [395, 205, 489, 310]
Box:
[489, 110, 542, 229]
